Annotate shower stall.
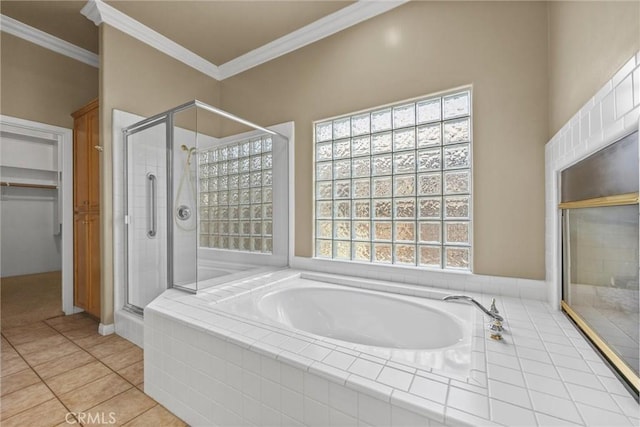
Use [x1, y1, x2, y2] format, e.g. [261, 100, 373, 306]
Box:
[121, 101, 290, 315]
[560, 131, 639, 394]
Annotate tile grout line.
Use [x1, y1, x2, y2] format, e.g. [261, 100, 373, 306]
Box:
[4, 314, 184, 425]
[53, 322, 144, 405]
[119, 403, 161, 426]
[501, 326, 537, 424]
[526, 307, 591, 425]
[1, 322, 81, 425]
[533, 318, 589, 426]
[50, 318, 163, 424]
[3, 317, 142, 424]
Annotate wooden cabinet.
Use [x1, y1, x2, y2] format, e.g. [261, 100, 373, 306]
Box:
[72, 99, 101, 318]
[73, 213, 100, 314]
[73, 100, 100, 211]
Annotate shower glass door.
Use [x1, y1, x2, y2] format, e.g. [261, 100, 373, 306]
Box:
[563, 205, 639, 386]
[124, 117, 169, 314]
[560, 130, 639, 395]
[172, 107, 199, 292]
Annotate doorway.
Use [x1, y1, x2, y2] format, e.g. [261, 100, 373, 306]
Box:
[0, 115, 75, 327]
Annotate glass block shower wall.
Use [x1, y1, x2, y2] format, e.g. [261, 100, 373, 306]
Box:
[198, 136, 273, 253]
[313, 89, 472, 269]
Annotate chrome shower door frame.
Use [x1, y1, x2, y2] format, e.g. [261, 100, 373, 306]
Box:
[122, 100, 288, 315]
[123, 113, 178, 316]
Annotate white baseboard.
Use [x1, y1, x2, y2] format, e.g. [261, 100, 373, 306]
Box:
[98, 323, 115, 336]
[63, 306, 85, 316]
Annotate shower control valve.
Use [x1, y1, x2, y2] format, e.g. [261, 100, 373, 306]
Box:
[177, 205, 191, 221]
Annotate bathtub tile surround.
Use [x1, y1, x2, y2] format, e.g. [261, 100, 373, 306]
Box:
[545, 51, 640, 308]
[144, 270, 638, 426]
[292, 256, 547, 301]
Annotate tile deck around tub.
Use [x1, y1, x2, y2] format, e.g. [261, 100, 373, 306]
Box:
[146, 268, 639, 426]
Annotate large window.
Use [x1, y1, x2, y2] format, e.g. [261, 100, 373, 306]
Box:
[313, 89, 472, 269]
[198, 136, 273, 253]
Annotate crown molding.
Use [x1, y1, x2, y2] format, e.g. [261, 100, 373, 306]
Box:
[81, 0, 221, 79]
[0, 14, 99, 68]
[217, 0, 409, 80]
[2, 1, 409, 81]
[81, 0, 407, 81]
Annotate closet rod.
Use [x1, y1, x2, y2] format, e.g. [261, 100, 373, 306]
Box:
[0, 181, 57, 190]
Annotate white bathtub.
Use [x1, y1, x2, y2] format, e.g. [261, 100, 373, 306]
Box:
[145, 269, 481, 426]
[215, 274, 474, 375]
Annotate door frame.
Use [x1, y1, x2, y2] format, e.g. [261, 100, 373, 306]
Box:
[0, 115, 79, 315]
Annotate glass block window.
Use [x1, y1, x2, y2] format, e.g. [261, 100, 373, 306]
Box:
[314, 89, 472, 269]
[198, 136, 273, 253]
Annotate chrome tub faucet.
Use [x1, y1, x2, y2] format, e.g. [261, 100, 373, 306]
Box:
[443, 295, 504, 340]
[442, 295, 504, 321]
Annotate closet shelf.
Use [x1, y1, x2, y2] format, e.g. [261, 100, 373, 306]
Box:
[0, 164, 59, 188]
[0, 181, 57, 190]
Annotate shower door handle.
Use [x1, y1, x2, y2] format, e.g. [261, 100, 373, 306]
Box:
[147, 173, 157, 238]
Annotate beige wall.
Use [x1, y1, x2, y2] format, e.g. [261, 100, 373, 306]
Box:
[0, 32, 98, 128]
[221, 1, 548, 280]
[20, 0, 639, 324]
[548, 1, 640, 137]
[100, 25, 221, 324]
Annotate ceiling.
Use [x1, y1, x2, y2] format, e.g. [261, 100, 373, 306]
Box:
[0, 0, 354, 65]
[1, 1, 99, 52]
[107, 1, 353, 65]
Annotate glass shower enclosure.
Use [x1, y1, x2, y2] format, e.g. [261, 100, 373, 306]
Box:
[122, 101, 289, 315]
[561, 131, 639, 395]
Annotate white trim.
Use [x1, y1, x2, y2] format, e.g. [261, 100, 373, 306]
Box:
[217, 0, 409, 79]
[80, 0, 407, 81]
[98, 322, 115, 335]
[81, 0, 220, 79]
[0, 14, 99, 68]
[78, 0, 101, 26]
[0, 115, 76, 315]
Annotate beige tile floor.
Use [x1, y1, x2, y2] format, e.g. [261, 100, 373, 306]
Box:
[1, 313, 187, 426]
